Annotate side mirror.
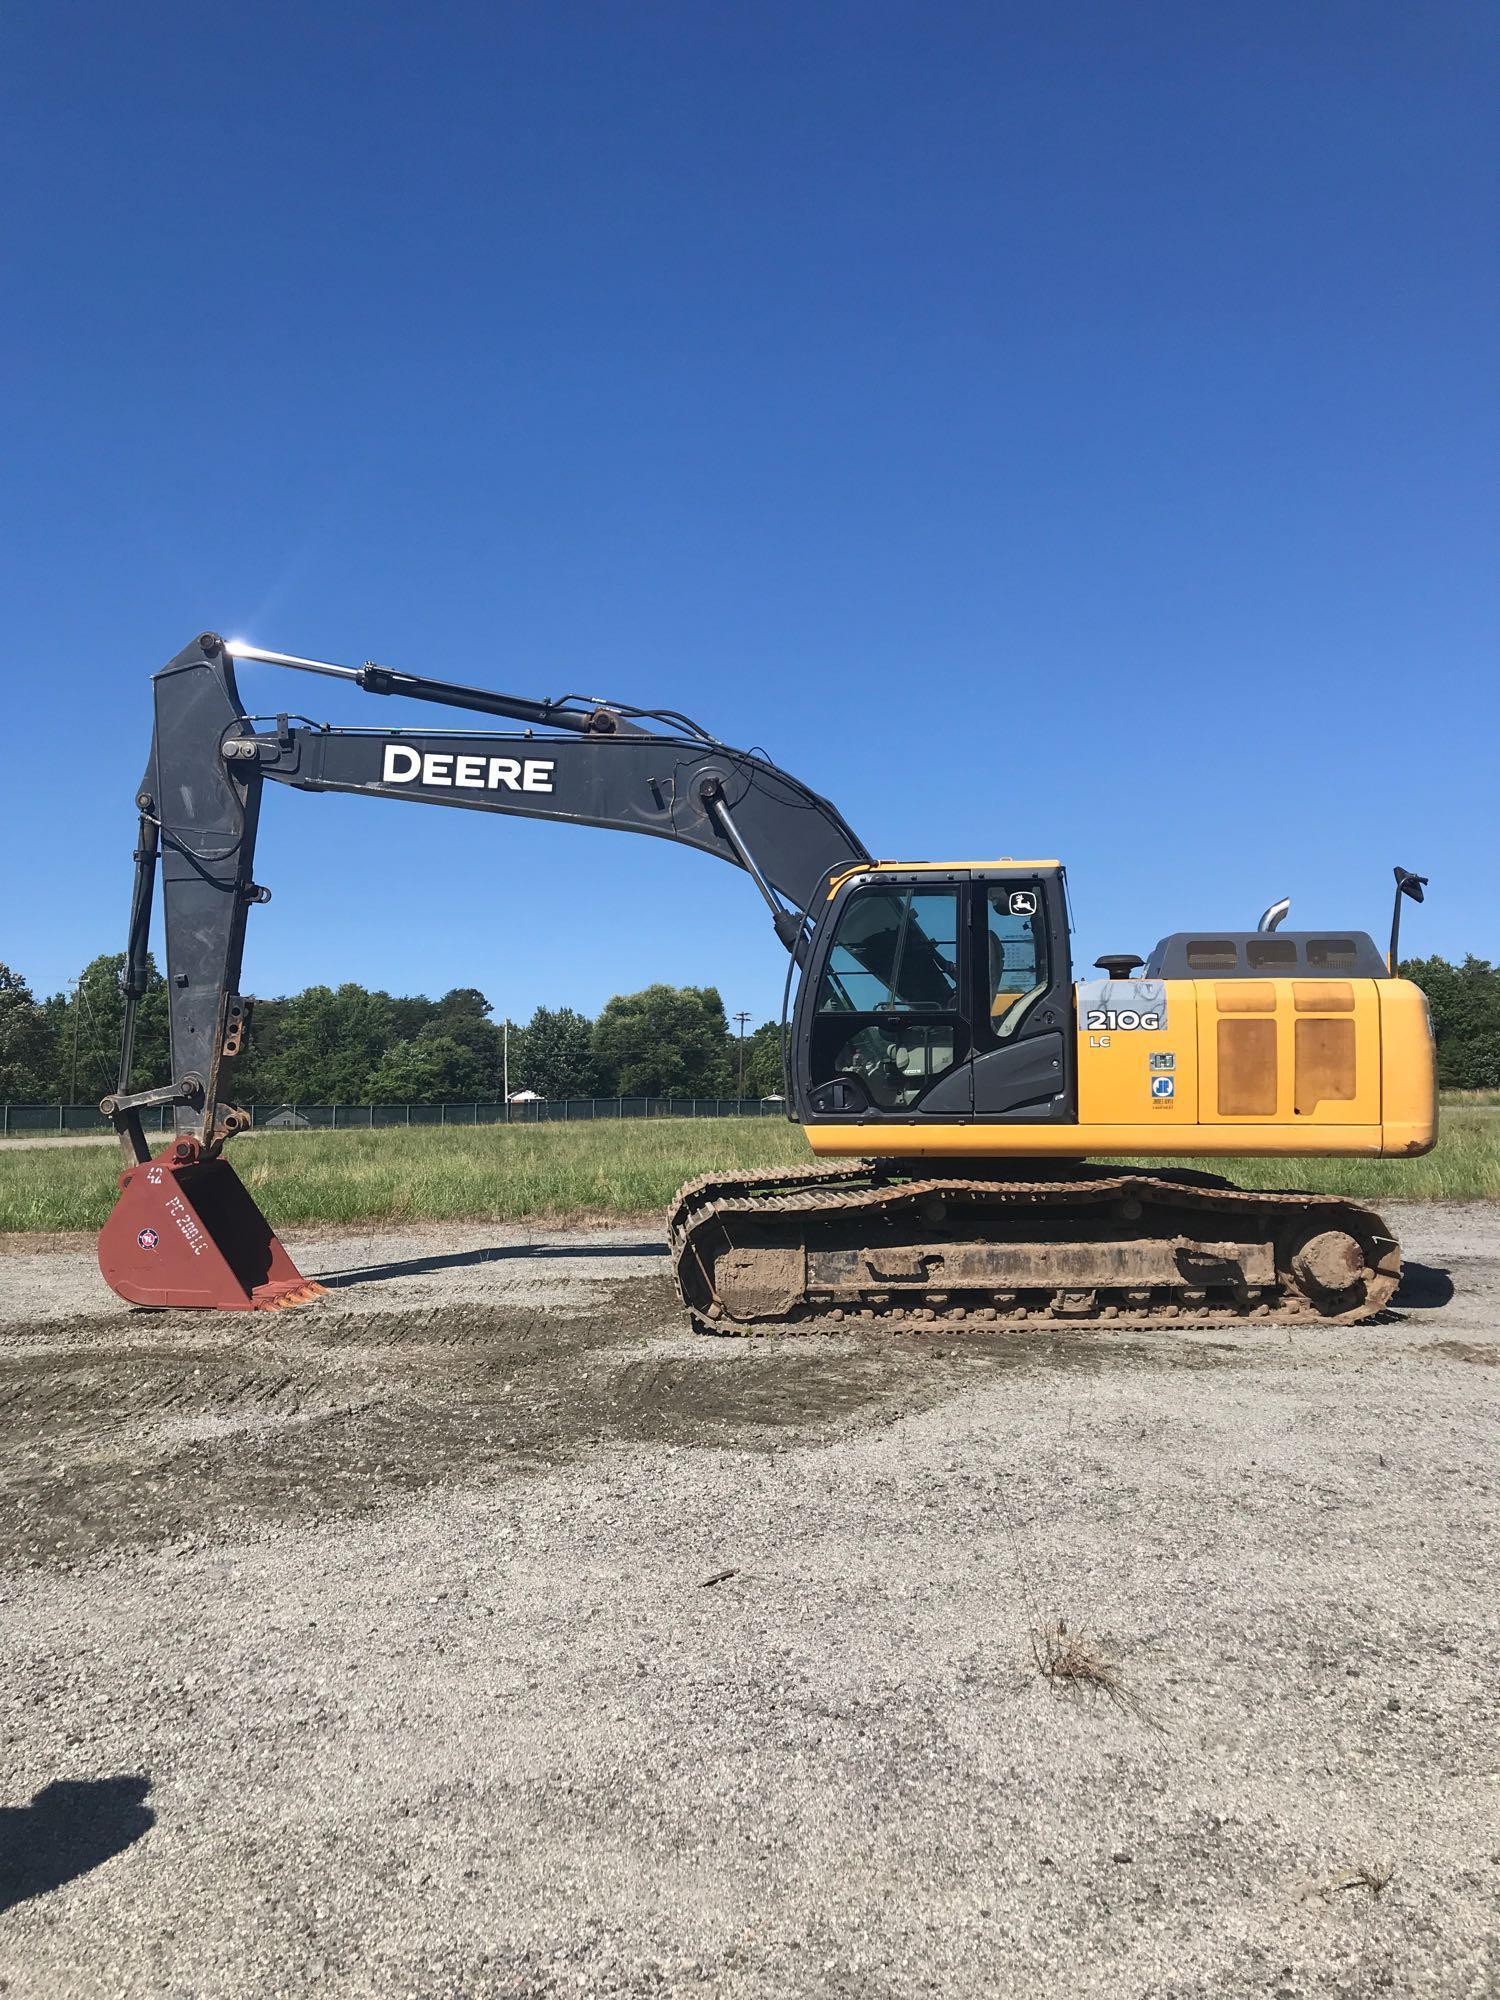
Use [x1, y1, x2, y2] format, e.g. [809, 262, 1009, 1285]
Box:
[1388, 866, 1429, 971]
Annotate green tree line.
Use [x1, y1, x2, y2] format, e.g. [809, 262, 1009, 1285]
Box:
[0, 954, 787, 1104]
[6, 949, 1494, 1105]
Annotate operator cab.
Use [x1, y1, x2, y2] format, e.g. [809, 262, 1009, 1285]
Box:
[793, 862, 1074, 1125]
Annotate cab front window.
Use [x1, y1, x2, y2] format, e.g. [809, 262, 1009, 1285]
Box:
[817, 888, 959, 1013]
[811, 884, 965, 1108]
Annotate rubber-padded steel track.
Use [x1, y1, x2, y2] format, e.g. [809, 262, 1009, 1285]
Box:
[667, 1161, 1401, 1336]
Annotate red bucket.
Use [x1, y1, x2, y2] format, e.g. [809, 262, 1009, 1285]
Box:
[98, 1140, 324, 1311]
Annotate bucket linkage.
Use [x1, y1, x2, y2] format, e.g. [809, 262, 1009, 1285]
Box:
[98, 699, 324, 1312]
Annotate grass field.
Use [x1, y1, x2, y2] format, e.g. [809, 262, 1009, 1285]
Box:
[3, 1111, 1498, 1234]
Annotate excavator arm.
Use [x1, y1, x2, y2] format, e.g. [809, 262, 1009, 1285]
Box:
[105, 632, 867, 1164]
[96, 630, 867, 1310]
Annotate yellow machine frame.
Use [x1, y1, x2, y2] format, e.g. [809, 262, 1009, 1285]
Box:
[804, 862, 1437, 1162]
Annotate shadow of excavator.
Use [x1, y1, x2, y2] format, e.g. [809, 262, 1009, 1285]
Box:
[313, 1238, 665, 1291]
[0, 1775, 154, 1912]
[1394, 1262, 1456, 1311]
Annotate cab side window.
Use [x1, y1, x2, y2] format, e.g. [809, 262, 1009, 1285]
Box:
[986, 889, 1048, 1038]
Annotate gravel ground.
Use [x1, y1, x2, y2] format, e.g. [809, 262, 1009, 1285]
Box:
[1, 1202, 1497, 1998]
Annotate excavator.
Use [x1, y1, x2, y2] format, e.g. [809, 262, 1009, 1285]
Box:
[98, 633, 1437, 1332]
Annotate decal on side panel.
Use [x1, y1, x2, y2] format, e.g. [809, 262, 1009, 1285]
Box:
[1076, 978, 1168, 1034]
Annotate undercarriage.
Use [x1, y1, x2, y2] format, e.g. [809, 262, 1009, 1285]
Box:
[668, 1162, 1401, 1336]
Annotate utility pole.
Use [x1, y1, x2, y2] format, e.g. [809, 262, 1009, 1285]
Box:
[69, 976, 81, 1105]
[733, 1011, 752, 1100]
[502, 1018, 510, 1117]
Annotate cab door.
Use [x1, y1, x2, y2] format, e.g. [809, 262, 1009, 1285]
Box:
[964, 874, 1074, 1121]
[800, 875, 972, 1120]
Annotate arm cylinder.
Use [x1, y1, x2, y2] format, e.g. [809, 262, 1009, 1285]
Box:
[116, 808, 160, 1093]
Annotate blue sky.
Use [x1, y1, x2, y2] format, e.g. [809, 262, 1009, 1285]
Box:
[3, 1, 1495, 1026]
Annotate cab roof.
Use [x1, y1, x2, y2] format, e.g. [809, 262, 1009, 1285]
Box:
[826, 859, 1063, 897]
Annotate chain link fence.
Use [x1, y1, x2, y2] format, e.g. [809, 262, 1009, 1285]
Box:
[3, 1098, 789, 1136]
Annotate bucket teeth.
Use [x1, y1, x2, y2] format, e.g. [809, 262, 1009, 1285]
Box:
[254, 1281, 326, 1313]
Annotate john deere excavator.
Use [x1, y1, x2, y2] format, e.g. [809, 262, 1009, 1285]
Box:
[98, 633, 1436, 1330]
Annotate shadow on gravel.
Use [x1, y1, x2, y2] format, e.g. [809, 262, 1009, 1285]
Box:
[1394, 1262, 1456, 1311]
[314, 1240, 664, 1290]
[0, 1776, 153, 1910]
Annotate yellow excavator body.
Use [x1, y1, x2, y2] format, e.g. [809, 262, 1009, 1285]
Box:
[805, 971, 1436, 1160]
[799, 856, 1435, 1161]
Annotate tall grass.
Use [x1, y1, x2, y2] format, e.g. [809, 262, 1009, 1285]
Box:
[2, 1112, 1496, 1236]
[0, 1117, 814, 1234]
